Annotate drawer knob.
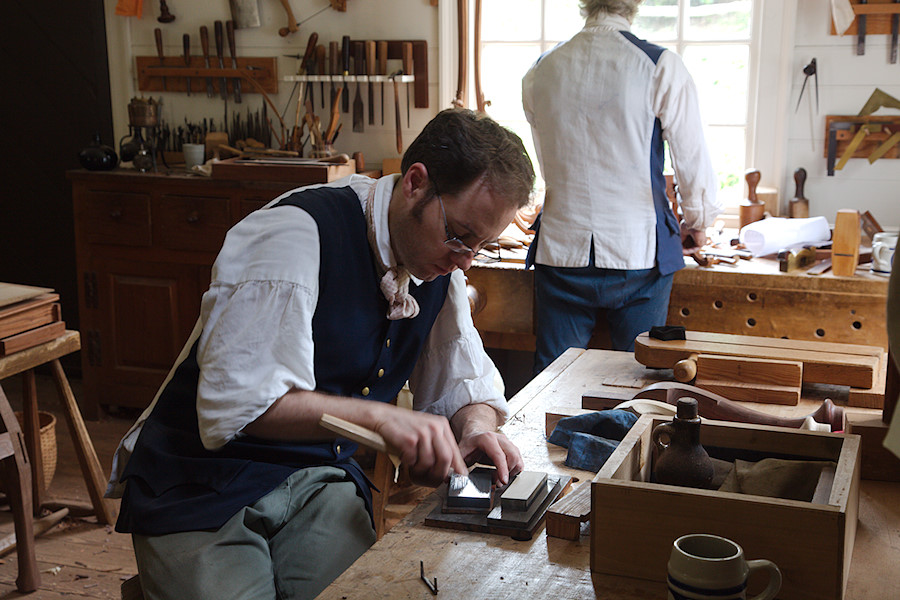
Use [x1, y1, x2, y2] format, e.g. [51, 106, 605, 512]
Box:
[109, 208, 122, 220]
[186, 211, 200, 224]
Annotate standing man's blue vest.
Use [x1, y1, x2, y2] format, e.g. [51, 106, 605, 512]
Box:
[116, 185, 451, 535]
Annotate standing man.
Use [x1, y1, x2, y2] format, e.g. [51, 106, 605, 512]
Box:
[106, 109, 534, 600]
[522, 0, 723, 373]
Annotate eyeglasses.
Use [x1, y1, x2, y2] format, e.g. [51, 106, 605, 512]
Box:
[435, 191, 478, 258]
[433, 186, 502, 262]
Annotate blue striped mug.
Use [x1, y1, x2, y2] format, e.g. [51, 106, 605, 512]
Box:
[667, 534, 781, 600]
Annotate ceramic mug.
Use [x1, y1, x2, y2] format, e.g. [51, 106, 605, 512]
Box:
[872, 232, 898, 276]
[183, 143, 206, 171]
[668, 534, 781, 600]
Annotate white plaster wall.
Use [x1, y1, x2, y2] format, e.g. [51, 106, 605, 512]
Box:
[787, 0, 900, 230]
[102, 0, 441, 167]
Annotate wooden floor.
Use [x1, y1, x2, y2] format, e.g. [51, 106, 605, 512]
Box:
[0, 371, 136, 599]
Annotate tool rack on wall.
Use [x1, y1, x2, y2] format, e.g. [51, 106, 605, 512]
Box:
[831, 0, 900, 35]
[135, 56, 279, 94]
[825, 115, 900, 160]
[282, 40, 429, 109]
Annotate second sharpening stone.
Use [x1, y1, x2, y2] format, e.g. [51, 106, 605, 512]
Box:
[500, 471, 548, 511]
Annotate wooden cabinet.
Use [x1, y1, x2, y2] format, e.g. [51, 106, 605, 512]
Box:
[69, 170, 347, 418]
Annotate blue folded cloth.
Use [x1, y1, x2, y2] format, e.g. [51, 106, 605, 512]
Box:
[548, 410, 638, 472]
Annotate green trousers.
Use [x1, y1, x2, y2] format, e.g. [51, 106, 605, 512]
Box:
[132, 466, 376, 600]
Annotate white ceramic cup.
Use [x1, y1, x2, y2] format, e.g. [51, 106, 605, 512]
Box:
[183, 143, 206, 170]
[667, 534, 781, 600]
[872, 232, 898, 276]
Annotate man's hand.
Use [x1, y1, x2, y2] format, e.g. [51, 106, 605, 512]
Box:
[373, 409, 469, 487]
[680, 222, 707, 256]
[451, 404, 524, 486]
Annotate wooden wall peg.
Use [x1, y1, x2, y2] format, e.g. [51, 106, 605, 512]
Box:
[832, 208, 861, 276]
[739, 169, 765, 229]
[789, 167, 810, 218]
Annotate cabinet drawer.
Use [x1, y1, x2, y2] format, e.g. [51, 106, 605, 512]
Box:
[155, 195, 231, 253]
[81, 190, 152, 246]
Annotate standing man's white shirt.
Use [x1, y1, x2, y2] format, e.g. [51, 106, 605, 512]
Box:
[522, 12, 722, 270]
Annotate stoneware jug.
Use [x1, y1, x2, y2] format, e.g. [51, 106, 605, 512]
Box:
[668, 533, 781, 600]
[79, 133, 119, 171]
[652, 397, 714, 489]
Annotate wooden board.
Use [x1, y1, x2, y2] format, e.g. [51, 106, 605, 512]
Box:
[591, 415, 860, 600]
[694, 379, 801, 406]
[211, 157, 355, 184]
[634, 331, 880, 389]
[545, 482, 591, 540]
[696, 354, 803, 387]
[0, 283, 53, 309]
[0, 321, 65, 356]
[0, 295, 60, 340]
[424, 474, 571, 541]
[845, 412, 900, 482]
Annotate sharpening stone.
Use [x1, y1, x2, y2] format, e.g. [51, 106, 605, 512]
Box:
[446, 467, 494, 510]
[500, 471, 548, 512]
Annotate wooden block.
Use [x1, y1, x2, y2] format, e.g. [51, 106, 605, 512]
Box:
[545, 482, 591, 540]
[581, 388, 635, 411]
[844, 412, 900, 482]
[832, 209, 861, 277]
[500, 471, 547, 511]
[695, 354, 803, 387]
[545, 407, 592, 437]
[848, 349, 887, 409]
[634, 331, 878, 389]
[591, 415, 861, 600]
[0, 294, 60, 340]
[0, 321, 65, 356]
[694, 379, 801, 406]
[0, 283, 53, 309]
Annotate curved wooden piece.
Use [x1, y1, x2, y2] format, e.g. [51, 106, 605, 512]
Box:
[453, 0, 468, 108]
[277, 0, 300, 37]
[473, 0, 489, 113]
[745, 168, 761, 204]
[633, 381, 844, 432]
[467, 283, 486, 316]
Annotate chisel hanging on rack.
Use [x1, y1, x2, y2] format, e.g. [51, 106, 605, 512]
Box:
[341, 36, 351, 113]
[200, 26, 216, 98]
[352, 41, 365, 132]
[857, 0, 867, 56]
[402, 42, 413, 128]
[214, 21, 229, 100]
[377, 41, 387, 125]
[226, 21, 242, 103]
[154, 28, 167, 90]
[366, 40, 376, 126]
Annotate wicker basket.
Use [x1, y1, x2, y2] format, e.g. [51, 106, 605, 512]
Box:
[14, 410, 58, 489]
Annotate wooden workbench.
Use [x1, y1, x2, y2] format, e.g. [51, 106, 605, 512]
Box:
[466, 255, 889, 351]
[317, 349, 900, 599]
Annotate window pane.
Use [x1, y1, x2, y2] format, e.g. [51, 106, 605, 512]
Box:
[480, 44, 542, 123]
[545, 0, 585, 42]
[682, 44, 748, 125]
[634, 0, 678, 41]
[482, 0, 542, 41]
[703, 126, 745, 204]
[687, 0, 751, 41]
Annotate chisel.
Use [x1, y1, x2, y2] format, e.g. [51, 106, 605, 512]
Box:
[226, 21, 242, 103]
[154, 28, 167, 90]
[892, 0, 899, 64]
[857, 0, 867, 56]
[299, 33, 319, 112]
[366, 40, 376, 126]
[182, 33, 191, 96]
[390, 70, 403, 154]
[330, 41, 340, 112]
[316, 44, 326, 109]
[377, 41, 388, 126]
[214, 21, 228, 100]
[353, 41, 365, 132]
[402, 42, 413, 128]
[341, 36, 351, 113]
[199, 26, 216, 98]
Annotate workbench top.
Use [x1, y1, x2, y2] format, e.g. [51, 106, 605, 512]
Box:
[317, 349, 900, 600]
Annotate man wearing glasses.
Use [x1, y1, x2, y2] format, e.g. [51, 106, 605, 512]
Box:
[106, 109, 535, 600]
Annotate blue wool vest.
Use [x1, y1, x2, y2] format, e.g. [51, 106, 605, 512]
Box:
[116, 185, 451, 535]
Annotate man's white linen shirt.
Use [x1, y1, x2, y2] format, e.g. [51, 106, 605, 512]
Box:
[522, 12, 722, 270]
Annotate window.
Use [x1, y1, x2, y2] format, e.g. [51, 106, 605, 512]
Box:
[440, 0, 790, 211]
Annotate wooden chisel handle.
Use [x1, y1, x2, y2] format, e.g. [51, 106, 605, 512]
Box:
[320, 414, 393, 455]
[391, 70, 403, 154]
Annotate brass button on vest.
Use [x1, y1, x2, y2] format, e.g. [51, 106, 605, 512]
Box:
[385, 338, 391, 347]
[361, 387, 370, 396]
[377, 368, 384, 378]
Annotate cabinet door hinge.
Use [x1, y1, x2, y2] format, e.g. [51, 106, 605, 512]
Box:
[87, 330, 102, 366]
[84, 272, 98, 309]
